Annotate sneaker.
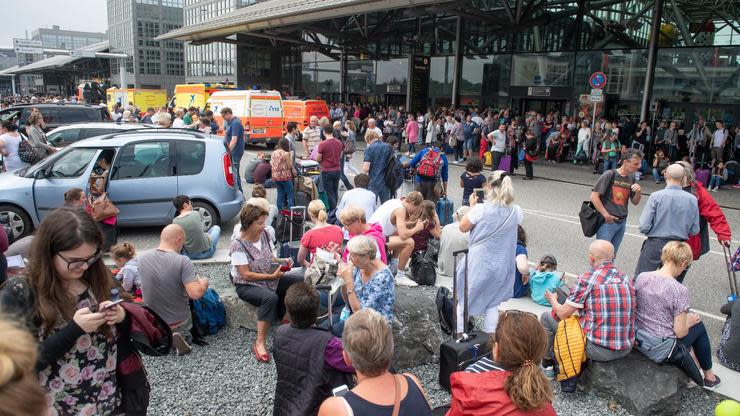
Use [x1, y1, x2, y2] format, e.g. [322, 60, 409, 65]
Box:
[389, 258, 399, 274]
[395, 275, 419, 287]
[560, 376, 578, 393]
[542, 365, 556, 380]
[172, 332, 192, 356]
[703, 375, 721, 389]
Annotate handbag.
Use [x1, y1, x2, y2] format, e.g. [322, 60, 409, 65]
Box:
[578, 200, 602, 237]
[304, 248, 339, 285]
[90, 193, 120, 221]
[343, 134, 356, 154]
[18, 134, 42, 165]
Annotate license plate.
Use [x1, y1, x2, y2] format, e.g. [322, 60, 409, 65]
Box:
[251, 128, 265, 134]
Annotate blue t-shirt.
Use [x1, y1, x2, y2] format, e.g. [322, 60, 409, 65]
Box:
[225, 117, 245, 159]
[364, 140, 392, 191]
[409, 146, 449, 182]
[460, 171, 486, 206]
[513, 243, 529, 298]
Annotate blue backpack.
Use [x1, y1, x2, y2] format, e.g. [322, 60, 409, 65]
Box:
[193, 288, 226, 335]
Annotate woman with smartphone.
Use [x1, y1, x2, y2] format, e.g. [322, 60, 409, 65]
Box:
[0, 207, 132, 415]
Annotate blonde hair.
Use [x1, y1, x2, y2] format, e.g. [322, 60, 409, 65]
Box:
[661, 241, 693, 269]
[486, 170, 515, 206]
[405, 191, 423, 207]
[347, 235, 378, 260]
[110, 242, 136, 260]
[245, 197, 270, 213]
[342, 309, 394, 377]
[338, 205, 367, 225]
[364, 130, 380, 143]
[0, 319, 47, 416]
[26, 111, 43, 126]
[308, 199, 328, 223]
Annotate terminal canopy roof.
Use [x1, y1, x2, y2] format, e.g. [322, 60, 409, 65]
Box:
[0, 41, 121, 75]
[158, 0, 740, 59]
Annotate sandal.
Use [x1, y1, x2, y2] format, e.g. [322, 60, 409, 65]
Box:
[252, 343, 270, 363]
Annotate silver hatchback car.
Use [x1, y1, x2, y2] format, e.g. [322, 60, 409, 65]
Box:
[0, 129, 243, 239]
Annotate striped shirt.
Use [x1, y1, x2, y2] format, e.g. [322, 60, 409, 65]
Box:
[465, 357, 505, 374]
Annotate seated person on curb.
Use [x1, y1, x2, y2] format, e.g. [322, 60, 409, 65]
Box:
[513, 225, 530, 298]
[251, 185, 278, 226]
[110, 242, 141, 297]
[318, 309, 433, 416]
[172, 195, 221, 260]
[297, 200, 344, 268]
[338, 205, 387, 264]
[411, 200, 441, 252]
[229, 204, 303, 363]
[446, 311, 556, 416]
[231, 198, 277, 246]
[540, 240, 635, 366]
[634, 241, 721, 388]
[324, 236, 395, 337]
[437, 206, 471, 279]
[138, 224, 209, 355]
[253, 154, 274, 188]
[273, 282, 355, 416]
[368, 191, 425, 287]
[529, 255, 562, 307]
[336, 173, 378, 222]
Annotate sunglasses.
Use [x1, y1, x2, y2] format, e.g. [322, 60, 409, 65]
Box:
[57, 250, 102, 271]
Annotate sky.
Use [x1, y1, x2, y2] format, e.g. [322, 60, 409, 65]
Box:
[3, 0, 108, 47]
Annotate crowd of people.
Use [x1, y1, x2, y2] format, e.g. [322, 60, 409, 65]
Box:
[1, 94, 739, 416]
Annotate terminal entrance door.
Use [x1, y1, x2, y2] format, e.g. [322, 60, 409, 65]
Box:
[516, 98, 565, 115]
[384, 94, 406, 108]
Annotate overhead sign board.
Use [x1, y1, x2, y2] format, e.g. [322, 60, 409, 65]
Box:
[70, 50, 97, 58]
[589, 71, 607, 89]
[13, 39, 42, 48]
[527, 86, 551, 97]
[14, 46, 44, 54]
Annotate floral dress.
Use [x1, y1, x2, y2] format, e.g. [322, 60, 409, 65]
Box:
[340, 267, 395, 323]
[39, 291, 120, 416]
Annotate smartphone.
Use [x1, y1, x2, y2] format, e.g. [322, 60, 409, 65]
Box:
[98, 299, 124, 312]
[268, 262, 282, 274]
[474, 188, 484, 203]
[332, 385, 349, 397]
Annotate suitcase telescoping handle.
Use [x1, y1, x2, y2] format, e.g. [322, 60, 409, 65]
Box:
[452, 249, 469, 339]
[722, 243, 738, 302]
[288, 205, 307, 242]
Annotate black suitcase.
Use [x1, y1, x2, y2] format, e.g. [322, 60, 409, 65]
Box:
[438, 249, 492, 391]
[277, 206, 305, 264]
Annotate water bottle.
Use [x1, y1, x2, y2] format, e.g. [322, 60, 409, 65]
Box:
[110, 288, 120, 302]
[635, 171, 642, 181]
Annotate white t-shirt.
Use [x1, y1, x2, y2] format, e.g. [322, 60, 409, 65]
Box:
[491, 130, 507, 152]
[368, 127, 383, 138]
[714, 129, 728, 147]
[337, 188, 378, 222]
[172, 118, 186, 128]
[369, 199, 404, 237]
[0, 133, 26, 171]
[578, 127, 591, 144]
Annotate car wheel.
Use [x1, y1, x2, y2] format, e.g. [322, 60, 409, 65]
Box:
[192, 201, 219, 232]
[0, 205, 33, 240]
[266, 142, 277, 149]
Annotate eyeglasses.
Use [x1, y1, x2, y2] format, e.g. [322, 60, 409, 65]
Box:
[502, 309, 537, 320]
[57, 250, 102, 270]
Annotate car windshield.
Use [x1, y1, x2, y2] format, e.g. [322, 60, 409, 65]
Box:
[24, 146, 98, 178]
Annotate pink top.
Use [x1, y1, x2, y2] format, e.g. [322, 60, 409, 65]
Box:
[405, 120, 419, 143]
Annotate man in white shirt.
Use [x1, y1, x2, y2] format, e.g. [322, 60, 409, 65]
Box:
[711, 120, 728, 163]
[488, 123, 508, 171]
[337, 173, 378, 222]
[366, 118, 383, 138]
[302, 116, 322, 157]
[172, 108, 187, 128]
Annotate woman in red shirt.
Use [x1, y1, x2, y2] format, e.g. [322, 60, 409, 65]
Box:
[447, 311, 555, 416]
[297, 200, 344, 267]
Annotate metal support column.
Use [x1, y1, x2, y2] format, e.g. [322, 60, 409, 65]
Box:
[640, 0, 664, 122]
[120, 57, 128, 89]
[339, 48, 346, 104]
[451, 16, 463, 108]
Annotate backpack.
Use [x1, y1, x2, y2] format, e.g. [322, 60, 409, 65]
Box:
[192, 288, 226, 335]
[384, 151, 404, 192]
[553, 315, 587, 382]
[417, 148, 442, 179]
[435, 286, 474, 335]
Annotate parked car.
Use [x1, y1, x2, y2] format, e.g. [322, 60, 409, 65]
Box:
[0, 103, 112, 133]
[46, 122, 152, 147]
[0, 129, 243, 239]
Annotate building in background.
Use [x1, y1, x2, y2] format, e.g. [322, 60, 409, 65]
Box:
[0, 48, 17, 94]
[107, 0, 185, 93]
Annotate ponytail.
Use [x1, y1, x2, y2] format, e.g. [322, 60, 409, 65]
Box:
[110, 242, 136, 260]
[505, 362, 553, 411]
[308, 199, 328, 224]
[486, 170, 515, 206]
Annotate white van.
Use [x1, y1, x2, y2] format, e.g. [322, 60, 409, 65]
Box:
[207, 90, 284, 148]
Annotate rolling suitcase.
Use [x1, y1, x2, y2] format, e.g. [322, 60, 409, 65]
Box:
[439, 249, 492, 391]
[278, 206, 306, 264]
[498, 154, 512, 172]
[436, 196, 454, 227]
[722, 244, 739, 303]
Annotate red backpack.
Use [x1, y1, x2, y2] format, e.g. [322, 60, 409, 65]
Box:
[417, 148, 442, 178]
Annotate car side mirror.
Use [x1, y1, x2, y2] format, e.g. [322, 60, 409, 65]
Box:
[34, 169, 48, 179]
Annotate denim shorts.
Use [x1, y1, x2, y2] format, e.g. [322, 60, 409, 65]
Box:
[464, 138, 475, 150]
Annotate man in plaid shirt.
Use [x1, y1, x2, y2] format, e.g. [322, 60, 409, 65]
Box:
[540, 240, 636, 362]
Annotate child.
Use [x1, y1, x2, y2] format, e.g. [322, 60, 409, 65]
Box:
[513, 225, 530, 298]
[460, 158, 485, 207]
[410, 200, 441, 252]
[529, 254, 563, 306]
[110, 242, 142, 298]
[709, 161, 727, 192]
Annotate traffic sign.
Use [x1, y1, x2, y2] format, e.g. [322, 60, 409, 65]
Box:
[14, 47, 44, 54]
[13, 39, 42, 48]
[589, 71, 607, 89]
[589, 94, 603, 103]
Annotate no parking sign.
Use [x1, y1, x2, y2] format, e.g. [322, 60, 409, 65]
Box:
[589, 72, 607, 89]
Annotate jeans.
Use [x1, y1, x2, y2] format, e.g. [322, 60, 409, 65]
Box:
[275, 179, 294, 210]
[370, 185, 391, 204]
[596, 219, 627, 255]
[232, 156, 243, 193]
[455, 140, 464, 160]
[653, 168, 663, 182]
[408, 142, 416, 154]
[339, 155, 353, 190]
[603, 156, 618, 171]
[187, 226, 221, 260]
[322, 170, 341, 211]
[234, 272, 303, 323]
[492, 150, 504, 171]
[679, 321, 713, 371]
[709, 175, 722, 189]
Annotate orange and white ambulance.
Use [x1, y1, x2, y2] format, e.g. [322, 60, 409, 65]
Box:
[206, 90, 284, 147]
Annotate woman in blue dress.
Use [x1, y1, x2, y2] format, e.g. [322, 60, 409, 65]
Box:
[457, 170, 522, 334]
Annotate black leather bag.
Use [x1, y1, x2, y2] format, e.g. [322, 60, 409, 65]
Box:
[578, 200, 602, 237]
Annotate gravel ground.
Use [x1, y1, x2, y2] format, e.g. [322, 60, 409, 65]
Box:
[139, 264, 724, 416]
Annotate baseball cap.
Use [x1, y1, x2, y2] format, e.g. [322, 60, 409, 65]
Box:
[539, 254, 557, 266]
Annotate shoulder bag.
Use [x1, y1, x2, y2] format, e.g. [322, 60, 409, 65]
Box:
[578, 169, 616, 237]
[18, 133, 42, 165]
[89, 193, 120, 222]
